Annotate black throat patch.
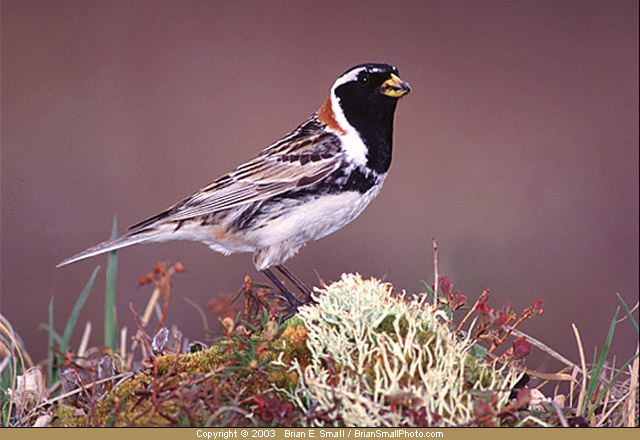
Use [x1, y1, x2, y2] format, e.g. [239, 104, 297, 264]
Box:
[334, 83, 399, 174]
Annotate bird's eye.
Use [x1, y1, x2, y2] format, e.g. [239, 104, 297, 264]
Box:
[358, 72, 370, 86]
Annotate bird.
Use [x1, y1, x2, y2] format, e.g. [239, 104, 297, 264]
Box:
[58, 63, 411, 308]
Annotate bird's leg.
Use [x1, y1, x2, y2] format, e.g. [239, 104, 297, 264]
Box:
[261, 268, 303, 309]
[276, 264, 314, 302]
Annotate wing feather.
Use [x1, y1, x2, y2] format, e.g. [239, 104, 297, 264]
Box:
[128, 118, 343, 231]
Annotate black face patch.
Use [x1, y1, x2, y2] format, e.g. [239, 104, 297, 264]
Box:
[335, 65, 400, 110]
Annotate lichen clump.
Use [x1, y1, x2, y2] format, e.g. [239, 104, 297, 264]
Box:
[279, 273, 522, 426]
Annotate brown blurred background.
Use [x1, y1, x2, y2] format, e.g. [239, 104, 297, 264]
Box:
[2, 0, 638, 379]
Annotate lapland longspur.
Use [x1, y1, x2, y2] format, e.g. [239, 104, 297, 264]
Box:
[59, 63, 411, 307]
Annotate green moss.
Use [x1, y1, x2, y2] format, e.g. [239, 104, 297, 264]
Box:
[158, 346, 226, 374]
[374, 313, 410, 339]
[464, 355, 493, 389]
[52, 404, 85, 427]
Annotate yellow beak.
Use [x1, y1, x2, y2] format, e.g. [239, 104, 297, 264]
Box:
[380, 73, 411, 98]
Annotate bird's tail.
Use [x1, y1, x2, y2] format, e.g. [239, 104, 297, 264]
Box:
[56, 231, 156, 267]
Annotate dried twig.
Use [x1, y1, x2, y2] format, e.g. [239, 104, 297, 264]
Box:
[432, 237, 438, 307]
[77, 322, 92, 358]
[17, 371, 134, 425]
[456, 290, 489, 333]
[552, 400, 569, 427]
[572, 323, 589, 416]
[181, 295, 210, 332]
[510, 328, 578, 370]
[625, 343, 639, 426]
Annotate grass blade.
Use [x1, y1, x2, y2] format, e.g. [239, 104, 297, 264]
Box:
[586, 351, 640, 420]
[48, 297, 55, 385]
[41, 325, 62, 346]
[615, 292, 638, 334]
[582, 306, 619, 415]
[420, 280, 434, 304]
[60, 266, 100, 356]
[104, 217, 119, 350]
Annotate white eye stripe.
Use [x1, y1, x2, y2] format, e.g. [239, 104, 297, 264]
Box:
[331, 67, 369, 90]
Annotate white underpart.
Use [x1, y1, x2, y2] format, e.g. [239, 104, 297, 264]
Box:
[246, 182, 385, 270]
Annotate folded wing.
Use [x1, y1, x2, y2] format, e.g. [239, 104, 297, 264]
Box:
[129, 126, 343, 231]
